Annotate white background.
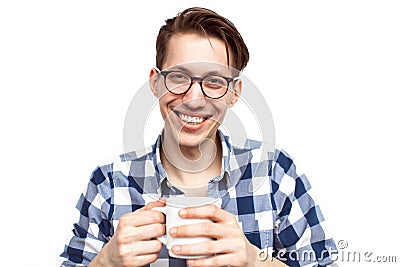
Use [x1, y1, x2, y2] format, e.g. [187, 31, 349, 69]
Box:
[1, 1, 399, 266]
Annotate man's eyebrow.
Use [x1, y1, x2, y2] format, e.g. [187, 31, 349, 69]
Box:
[169, 66, 191, 72]
[170, 66, 232, 77]
[204, 70, 231, 76]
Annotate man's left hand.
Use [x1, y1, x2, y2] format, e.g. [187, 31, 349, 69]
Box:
[169, 204, 259, 267]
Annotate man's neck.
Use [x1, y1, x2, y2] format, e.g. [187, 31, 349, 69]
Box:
[160, 134, 222, 188]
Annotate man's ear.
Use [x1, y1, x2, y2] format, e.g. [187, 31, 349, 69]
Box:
[149, 68, 159, 97]
[228, 79, 242, 108]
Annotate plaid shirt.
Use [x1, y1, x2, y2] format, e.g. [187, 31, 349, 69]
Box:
[60, 131, 337, 266]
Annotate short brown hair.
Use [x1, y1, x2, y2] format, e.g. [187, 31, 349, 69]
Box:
[156, 7, 249, 71]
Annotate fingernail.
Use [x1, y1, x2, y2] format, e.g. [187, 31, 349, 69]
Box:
[173, 245, 181, 252]
[169, 227, 177, 236]
[179, 209, 187, 216]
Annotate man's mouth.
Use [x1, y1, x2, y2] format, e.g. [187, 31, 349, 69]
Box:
[174, 111, 209, 125]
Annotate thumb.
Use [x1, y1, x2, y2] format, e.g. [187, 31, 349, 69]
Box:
[144, 196, 166, 210]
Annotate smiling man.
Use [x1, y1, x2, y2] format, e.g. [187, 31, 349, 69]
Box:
[60, 7, 338, 267]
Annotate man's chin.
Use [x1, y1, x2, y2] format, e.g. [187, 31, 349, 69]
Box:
[177, 138, 205, 149]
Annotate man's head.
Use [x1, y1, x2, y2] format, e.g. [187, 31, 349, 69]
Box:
[150, 7, 249, 159]
[156, 7, 249, 71]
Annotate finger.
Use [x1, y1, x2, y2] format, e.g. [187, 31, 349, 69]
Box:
[122, 253, 160, 267]
[118, 210, 164, 229]
[170, 221, 236, 239]
[179, 204, 236, 223]
[171, 238, 242, 256]
[125, 223, 165, 241]
[131, 239, 164, 255]
[186, 253, 240, 267]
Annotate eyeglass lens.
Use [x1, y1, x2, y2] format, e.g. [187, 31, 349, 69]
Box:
[165, 71, 228, 98]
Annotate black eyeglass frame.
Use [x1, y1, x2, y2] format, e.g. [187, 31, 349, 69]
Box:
[156, 69, 240, 99]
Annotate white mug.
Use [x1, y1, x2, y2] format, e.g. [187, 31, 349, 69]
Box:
[152, 196, 217, 259]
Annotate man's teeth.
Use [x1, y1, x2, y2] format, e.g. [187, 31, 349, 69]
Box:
[179, 113, 205, 124]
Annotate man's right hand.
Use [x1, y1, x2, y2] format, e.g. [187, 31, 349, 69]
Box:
[88, 198, 166, 267]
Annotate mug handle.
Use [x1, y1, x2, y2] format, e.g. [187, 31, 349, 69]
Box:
[152, 206, 167, 245]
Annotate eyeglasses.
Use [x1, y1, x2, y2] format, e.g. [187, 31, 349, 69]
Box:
[156, 68, 239, 99]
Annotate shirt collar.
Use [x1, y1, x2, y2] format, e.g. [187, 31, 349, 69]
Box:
[152, 129, 256, 190]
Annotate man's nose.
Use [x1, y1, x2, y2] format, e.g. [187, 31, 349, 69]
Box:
[182, 81, 207, 108]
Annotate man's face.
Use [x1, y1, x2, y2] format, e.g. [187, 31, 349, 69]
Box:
[150, 33, 241, 150]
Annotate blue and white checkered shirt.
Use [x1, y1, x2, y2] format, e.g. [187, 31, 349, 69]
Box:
[60, 131, 337, 266]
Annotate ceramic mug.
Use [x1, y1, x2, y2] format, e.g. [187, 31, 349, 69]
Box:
[152, 196, 216, 259]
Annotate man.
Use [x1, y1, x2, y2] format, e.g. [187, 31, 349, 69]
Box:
[60, 7, 337, 267]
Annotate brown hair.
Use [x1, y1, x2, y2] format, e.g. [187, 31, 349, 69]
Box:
[156, 7, 249, 71]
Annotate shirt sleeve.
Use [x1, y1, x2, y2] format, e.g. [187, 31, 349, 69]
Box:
[60, 166, 114, 267]
[271, 149, 338, 266]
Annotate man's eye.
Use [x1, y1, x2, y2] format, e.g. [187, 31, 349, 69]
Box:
[209, 79, 222, 84]
[205, 77, 226, 86]
[169, 73, 188, 81]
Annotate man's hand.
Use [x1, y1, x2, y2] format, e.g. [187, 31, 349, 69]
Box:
[89, 198, 166, 267]
[168, 204, 258, 267]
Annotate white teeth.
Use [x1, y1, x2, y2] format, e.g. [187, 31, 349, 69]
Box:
[179, 113, 205, 124]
